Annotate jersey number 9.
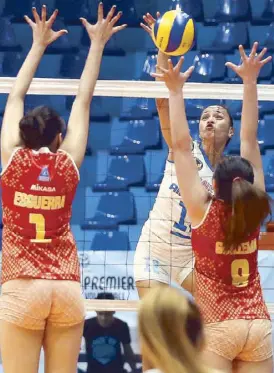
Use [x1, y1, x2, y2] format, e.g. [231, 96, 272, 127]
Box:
[231, 259, 249, 287]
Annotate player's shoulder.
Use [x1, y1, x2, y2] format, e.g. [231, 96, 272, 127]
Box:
[114, 317, 128, 327]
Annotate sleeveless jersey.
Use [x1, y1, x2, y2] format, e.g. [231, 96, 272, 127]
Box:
[191, 199, 270, 323]
[141, 141, 214, 247]
[1, 147, 80, 284]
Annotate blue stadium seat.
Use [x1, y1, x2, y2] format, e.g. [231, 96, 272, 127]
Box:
[261, 0, 274, 22]
[119, 54, 157, 120]
[25, 95, 67, 115]
[87, 0, 139, 26]
[60, 50, 87, 78]
[264, 23, 274, 51]
[211, 0, 250, 22]
[47, 19, 77, 54]
[55, 0, 89, 24]
[110, 119, 161, 155]
[226, 120, 240, 154]
[185, 99, 220, 119]
[93, 155, 145, 191]
[90, 231, 130, 251]
[189, 120, 200, 141]
[226, 50, 273, 83]
[225, 100, 242, 120]
[0, 18, 20, 51]
[81, 192, 136, 230]
[176, 0, 203, 20]
[263, 116, 274, 150]
[3, 0, 42, 20]
[265, 156, 274, 192]
[66, 96, 110, 122]
[204, 23, 248, 53]
[145, 168, 164, 192]
[190, 53, 226, 83]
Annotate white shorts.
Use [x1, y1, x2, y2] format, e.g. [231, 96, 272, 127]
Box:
[134, 230, 194, 286]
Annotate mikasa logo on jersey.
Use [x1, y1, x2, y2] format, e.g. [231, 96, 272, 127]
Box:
[30, 184, 56, 192]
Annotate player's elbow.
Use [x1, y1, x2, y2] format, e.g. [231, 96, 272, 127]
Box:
[172, 135, 192, 152]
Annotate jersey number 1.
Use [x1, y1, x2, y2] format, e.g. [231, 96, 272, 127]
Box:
[172, 201, 191, 239]
[29, 213, 52, 243]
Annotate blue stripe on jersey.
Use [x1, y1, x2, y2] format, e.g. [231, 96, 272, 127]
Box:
[198, 141, 214, 171]
[171, 231, 191, 240]
[166, 13, 190, 53]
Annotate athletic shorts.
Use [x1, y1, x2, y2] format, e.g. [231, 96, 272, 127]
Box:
[0, 279, 85, 330]
[134, 230, 194, 286]
[205, 319, 273, 362]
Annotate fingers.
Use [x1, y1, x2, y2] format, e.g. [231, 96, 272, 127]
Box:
[47, 9, 59, 28]
[106, 5, 117, 23]
[41, 4, 47, 22]
[185, 65, 195, 79]
[174, 56, 184, 72]
[150, 72, 164, 79]
[156, 64, 169, 73]
[53, 29, 68, 41]
[225, 61, 238, 73]
[24, 15, 34, 27]
[257, 47, 268, 61]
[112, 24, 127, 34]
[110, 11, 123, 27]
[80, 17, 89, 28]
[238, 45, 247, 61]
[140, 23, 152, 34]
[249, 41, 258, 59]
[260, 55, 272, 66]
[146, 13, 156, 24]
[98, 2, 104, 22]
[32, 7, 40, 24]
[156, 11, 161, 18]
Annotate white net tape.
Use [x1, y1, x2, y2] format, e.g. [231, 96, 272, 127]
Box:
[1, 78, 274, 100]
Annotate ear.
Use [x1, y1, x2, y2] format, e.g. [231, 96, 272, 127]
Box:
[228, 126, 234, 139]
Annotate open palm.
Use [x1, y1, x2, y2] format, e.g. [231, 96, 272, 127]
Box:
[25, 5, 67, 47]
[226, 42, 272, 83]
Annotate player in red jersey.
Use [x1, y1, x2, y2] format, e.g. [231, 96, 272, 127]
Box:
[153, 43, 273, 372]
[0, 4, 126, 373]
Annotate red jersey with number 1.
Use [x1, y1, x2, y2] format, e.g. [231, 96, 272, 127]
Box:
[191, 199, 270, 323]
[1, 147, 80, 284]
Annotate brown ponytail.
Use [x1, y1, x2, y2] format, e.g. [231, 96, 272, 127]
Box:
[223, 178, 271, 252]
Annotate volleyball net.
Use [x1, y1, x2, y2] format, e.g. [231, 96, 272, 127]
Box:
[0, 78, 274, 313]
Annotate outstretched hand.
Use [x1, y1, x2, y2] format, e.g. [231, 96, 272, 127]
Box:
[140, 12, 160, 39]
[80, 2, 127, 46]
[226, 42, 272, 83]
[25, 5, 68, 48]
[151, 57, 194, 94]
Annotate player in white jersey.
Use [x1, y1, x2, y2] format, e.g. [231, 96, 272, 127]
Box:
[134, 13, 258, 297]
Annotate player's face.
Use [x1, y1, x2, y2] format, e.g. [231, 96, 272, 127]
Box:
[96, 311, 115, 327]
[199, 106, 233, 148]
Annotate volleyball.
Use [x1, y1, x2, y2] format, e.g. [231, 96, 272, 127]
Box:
[152, 10, 195, 56]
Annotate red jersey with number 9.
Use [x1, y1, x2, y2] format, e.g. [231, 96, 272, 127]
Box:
[1, 147, 80, 284]
[191, 199, 270, 323]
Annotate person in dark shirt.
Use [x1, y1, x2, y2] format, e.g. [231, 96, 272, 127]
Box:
[83, 293, 138, 373]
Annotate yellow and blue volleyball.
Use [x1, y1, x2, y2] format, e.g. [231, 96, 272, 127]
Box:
[152, 10, 195, 56]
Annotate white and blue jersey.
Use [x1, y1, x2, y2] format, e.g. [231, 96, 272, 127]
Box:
[134, 141, 214, 285]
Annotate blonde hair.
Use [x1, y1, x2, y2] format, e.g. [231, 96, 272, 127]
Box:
[138, 287, 211, 373]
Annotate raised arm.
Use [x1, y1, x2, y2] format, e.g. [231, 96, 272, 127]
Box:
[152, 58, 209, 225]
[1, 6, 67, 169]
[141, 13, 172, 153]
[226, 42, 272, 191]
[60, 3, 126, 168]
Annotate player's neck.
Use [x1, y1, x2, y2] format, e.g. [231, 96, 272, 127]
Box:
[202, 141, 224, 168]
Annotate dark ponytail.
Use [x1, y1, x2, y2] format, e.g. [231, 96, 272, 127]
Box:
[214, 155, 272, 252]
[223, 178, 271, 252]
[19, 106, 64, 149]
